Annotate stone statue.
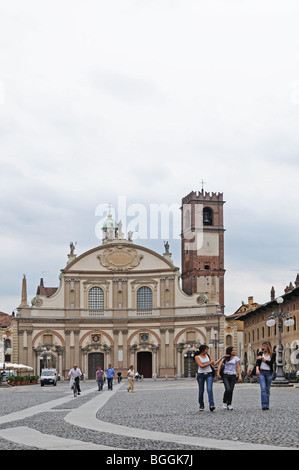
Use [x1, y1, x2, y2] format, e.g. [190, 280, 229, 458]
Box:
[128, 231, 133, 241]
[164, 241, 170, 253]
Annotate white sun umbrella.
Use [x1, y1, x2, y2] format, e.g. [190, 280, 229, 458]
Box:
[0, 363, 33, 371]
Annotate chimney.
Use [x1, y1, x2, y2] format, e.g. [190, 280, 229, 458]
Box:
[295, 274, 299, 288]
[270, 286, 275, 301]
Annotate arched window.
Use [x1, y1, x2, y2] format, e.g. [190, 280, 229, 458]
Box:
[226, 335, 232, 346]
[203, 207, 213, 226]
[89, 287, 104, 311]
[137, 286, 152, 313]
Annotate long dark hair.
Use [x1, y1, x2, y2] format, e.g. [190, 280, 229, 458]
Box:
[224, 346, 234, 362]
[193, 344, 209, 360]
[198, 344, 209, 355]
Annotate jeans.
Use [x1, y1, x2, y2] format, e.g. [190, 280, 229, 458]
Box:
[74, 376, 81, 392]
[196, 372, 215, 409]
[107, 377, 113, 390]
[97, 378, 104, 390]
[222, 374, 236, 406]
[257, 370, 273, 409]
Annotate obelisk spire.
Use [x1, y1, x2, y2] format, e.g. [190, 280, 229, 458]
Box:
[21, 274, 28, 305]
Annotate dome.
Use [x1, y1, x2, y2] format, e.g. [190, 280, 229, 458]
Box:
[102, 213, 118, 228]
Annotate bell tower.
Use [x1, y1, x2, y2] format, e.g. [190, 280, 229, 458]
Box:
[181, 190, 225, 311]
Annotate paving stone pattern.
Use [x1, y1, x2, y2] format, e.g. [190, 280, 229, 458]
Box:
[0, 380, 298, 450]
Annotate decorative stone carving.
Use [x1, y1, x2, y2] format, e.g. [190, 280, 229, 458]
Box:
[98, 246, 143, 271]
[197, 294, 208, 305]
[32, 296, 43, 307]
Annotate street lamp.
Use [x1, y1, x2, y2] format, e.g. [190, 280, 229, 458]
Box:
[266, 297, 294, 385]
[184, 345, 195, 378]
[208, 331, 224, 361]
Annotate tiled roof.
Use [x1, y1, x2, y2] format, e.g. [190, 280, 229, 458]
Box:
[0, 312, 12, 327]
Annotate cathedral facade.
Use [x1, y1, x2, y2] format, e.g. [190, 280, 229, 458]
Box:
[12, 191, 233, 379]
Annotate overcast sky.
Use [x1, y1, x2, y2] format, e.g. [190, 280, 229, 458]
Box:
[1, 0, 299, 316]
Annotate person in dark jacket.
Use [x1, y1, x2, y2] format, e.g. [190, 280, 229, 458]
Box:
[255, 341, 276, 410]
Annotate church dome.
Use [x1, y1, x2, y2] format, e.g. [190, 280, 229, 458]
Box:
[102, 213, 117, 228]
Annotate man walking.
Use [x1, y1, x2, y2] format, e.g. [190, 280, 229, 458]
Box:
[96, 366, 105, 391]
[105, 364, 116, 390]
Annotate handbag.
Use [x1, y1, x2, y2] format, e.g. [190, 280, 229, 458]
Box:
[219, 363, 225, 378]
[207, 354, 215, 377]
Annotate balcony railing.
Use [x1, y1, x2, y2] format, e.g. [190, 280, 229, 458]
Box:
[137, 309, 152, 316]
[89, 309, 104, 317]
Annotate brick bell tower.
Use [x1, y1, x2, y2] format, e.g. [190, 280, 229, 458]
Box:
[181, 190, 225, 311]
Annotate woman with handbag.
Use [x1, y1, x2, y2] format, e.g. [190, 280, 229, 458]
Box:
[195, 344, 226, 412]
[255, 341, 276, 410]
[217, 346, 242, 410]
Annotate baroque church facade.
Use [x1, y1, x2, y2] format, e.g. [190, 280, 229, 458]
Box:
[12, 191, 233, 379]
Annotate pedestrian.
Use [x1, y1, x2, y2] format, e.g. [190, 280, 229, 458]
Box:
[68, 364, 82, 395]
[127, 365, 135, 392]
[96, 366, 104, 391]
[117, 371, 122, 383]
[105, 364, 116, 390]
[194, 344, 224, 412]
[217, 346, 242, 410]
[255, 341, 276, 410]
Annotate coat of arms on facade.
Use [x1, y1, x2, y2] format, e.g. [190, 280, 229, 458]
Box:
[98, 246, 143, 271]
[92, 334, 101, 343]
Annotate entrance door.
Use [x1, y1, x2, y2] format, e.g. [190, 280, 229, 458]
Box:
[137, 352, 152, 378]
[40, 353, 56, 371]
[88, 353, 104, 379]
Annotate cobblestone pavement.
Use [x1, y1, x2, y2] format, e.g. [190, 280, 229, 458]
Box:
[0, 379, 298, 451]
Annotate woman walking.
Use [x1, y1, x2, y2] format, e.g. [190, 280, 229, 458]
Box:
[255, 341, 276, 410]
[195, 344, 224, 412]
[217, 346, 242, 410]
[127, 365, 135, 393]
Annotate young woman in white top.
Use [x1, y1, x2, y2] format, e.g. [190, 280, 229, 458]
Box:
[255, 341, 276, 410]
[195, 344, 227, 412]
[217, 347, 242, 410]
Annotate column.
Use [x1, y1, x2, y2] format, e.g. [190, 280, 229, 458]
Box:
[176, 345, 184, 378]
[18, 330, 25, 365]
[122, 330, 128, 368]
[74, 330, 80, 366]
[65, 331, 71, 376]
[159, 329, 166, 376]
[26, 330, 33, 369]
[168, 328, 175, 370]
[206, 326, 212, 345]
[152, 346, 158, 378]
[113, 330, 119, 367]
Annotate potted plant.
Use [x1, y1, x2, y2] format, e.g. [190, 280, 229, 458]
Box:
[7, 376, 15, 386]
[16, 375, 21, 385]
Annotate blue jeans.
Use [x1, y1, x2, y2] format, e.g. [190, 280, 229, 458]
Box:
[97, 378, 104, 390]
[107, 377, 113, 390]
[222, 374, 236, 406]
[196, 372, 215, 409]
[257, 370, 273, 409]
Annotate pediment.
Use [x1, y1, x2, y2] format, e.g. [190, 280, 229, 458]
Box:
[97, 246, 143, 271]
